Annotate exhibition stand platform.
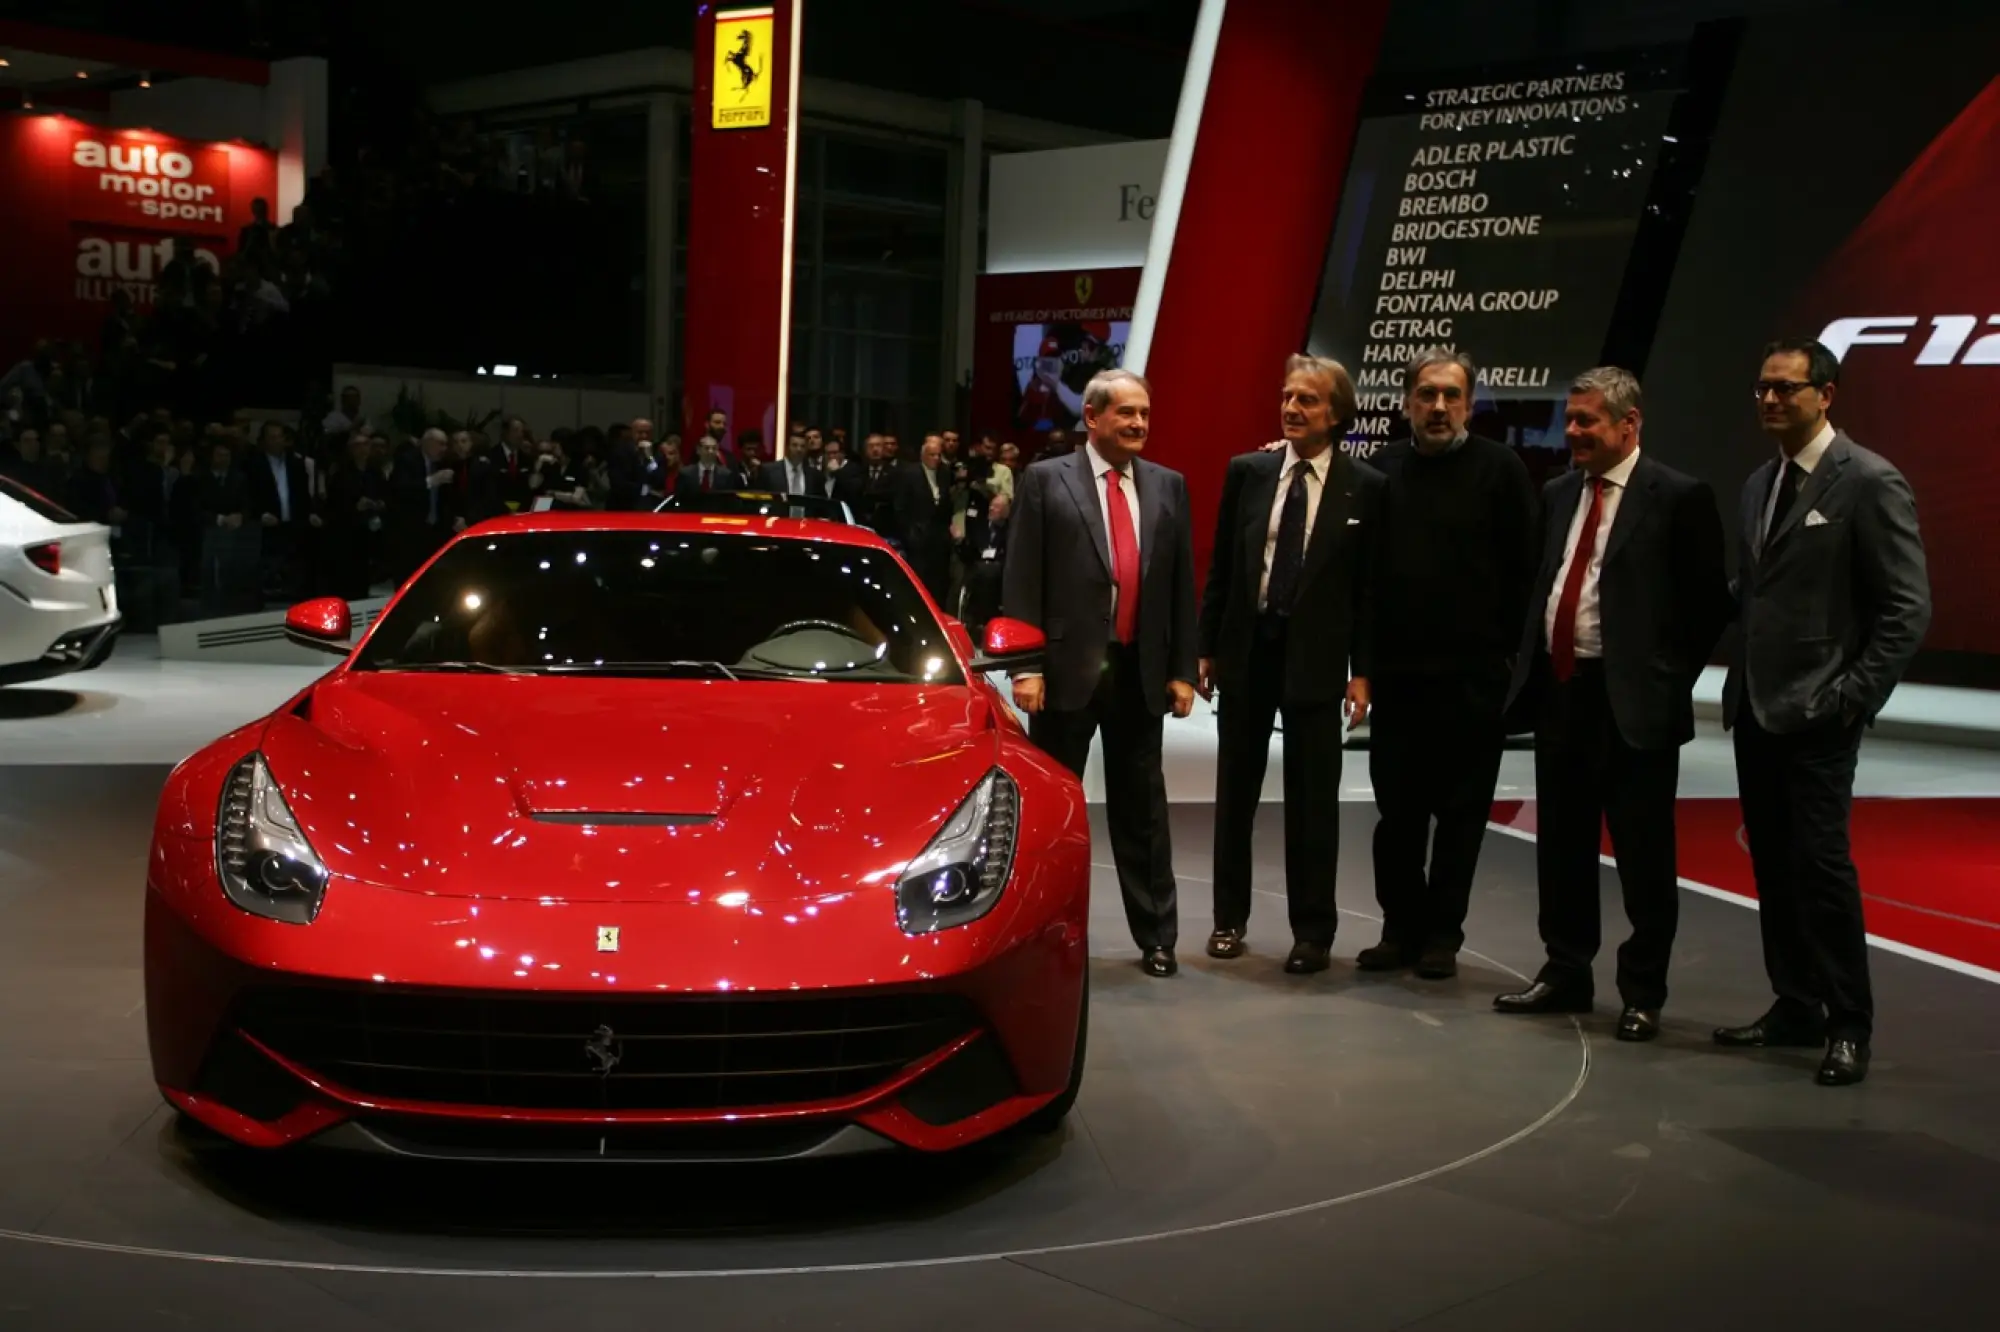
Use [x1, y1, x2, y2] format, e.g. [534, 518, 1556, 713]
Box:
[0, 770, 1995, 1330]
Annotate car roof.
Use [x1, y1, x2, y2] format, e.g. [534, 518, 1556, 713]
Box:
[458, 509, 890, 549]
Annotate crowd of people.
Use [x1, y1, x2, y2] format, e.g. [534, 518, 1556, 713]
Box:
[0, 361, 1075, 631]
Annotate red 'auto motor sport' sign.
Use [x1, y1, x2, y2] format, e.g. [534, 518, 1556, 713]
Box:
[67, 130, 234, 233]
[0, 115, 276, 362]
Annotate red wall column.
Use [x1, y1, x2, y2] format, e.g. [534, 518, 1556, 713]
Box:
[1139, 0, 1390, 580]
[683, 1, 801, 452]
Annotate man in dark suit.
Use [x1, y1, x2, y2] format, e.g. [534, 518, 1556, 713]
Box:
[1357, 348, 1538, 980]
[1003, 368, 1198, 976]
[1715, 338, 1930, 1086]
[675, 435, 742, 498]
[895, 435, 954, 604]
[760, 434, 829, 498]
[1199, 356, 1381, 974]
[1493, 367, 1729, 1040]
[247, 421, 321, 600]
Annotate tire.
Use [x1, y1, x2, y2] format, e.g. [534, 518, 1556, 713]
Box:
[1023, 968, 1088, 1134]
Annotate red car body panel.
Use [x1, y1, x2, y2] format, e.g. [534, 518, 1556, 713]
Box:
[144, 513, 1091, 1156]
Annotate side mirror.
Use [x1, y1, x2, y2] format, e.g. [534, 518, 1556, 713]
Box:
[283, 597, 354, 656]
[969, 616, 1046, 674]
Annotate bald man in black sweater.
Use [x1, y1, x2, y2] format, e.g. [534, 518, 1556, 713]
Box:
[1359, 350, 1538, 978]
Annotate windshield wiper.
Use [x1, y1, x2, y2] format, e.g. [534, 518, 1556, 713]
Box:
[371, 661, 539, 675]
[542, 660, 741, 681]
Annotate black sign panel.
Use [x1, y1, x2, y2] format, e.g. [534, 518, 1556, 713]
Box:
[1308, 51, 1688, 456]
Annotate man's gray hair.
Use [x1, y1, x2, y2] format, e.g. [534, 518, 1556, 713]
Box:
[1402, 346, 1478, 396]
[1569, 366, 1642, 420]
[1082, 368, 1152, 414]
[421, 427, 449, 446]
[1284, 354, 1359, 434]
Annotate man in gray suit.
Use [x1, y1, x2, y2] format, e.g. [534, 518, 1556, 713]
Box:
[1003, 368, 1199, 976]
[1715, 337, 1930, 1086]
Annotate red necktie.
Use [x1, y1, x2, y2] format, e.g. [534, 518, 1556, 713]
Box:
[1549, 478, 1604, 682]
[1105, 467, 1140, 644]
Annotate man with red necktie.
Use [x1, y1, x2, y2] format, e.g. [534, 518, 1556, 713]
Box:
[1496, 367, 1728, 1040]
[1002, 368, 1199, 976]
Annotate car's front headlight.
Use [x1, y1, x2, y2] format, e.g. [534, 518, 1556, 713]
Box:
[895, 768, 1020, 935]
[216, 752, 328, 924]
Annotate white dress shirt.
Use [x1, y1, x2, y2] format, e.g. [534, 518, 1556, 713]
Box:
[1544, 447, 1642, 660]
[1086, 442, 1142, 558]
[266, 451, 291, 522]
[1085, 442, 1142, 626]
[1761, 420, 1834, 545]
[1258, 444, 1331, 610]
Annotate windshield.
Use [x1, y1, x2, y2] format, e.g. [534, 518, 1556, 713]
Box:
[354, 528, 963, 685]
[661, 490, 850, 523]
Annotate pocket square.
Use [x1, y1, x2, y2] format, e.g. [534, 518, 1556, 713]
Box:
[1346, 517, 1361, 526]
[1804, 509, 1828, 527]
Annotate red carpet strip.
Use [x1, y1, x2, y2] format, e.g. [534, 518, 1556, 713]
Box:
[1488, 798, 2000, 976]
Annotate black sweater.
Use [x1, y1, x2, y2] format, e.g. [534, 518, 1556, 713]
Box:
[1369, 434, 1538, 681]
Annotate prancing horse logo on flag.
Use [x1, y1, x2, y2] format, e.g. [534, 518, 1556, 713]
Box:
[1075, 273, 1094, 305]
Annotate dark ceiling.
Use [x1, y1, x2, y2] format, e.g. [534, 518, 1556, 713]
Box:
[2, 0, 1201, 138]
[11, 0, 1992, 141]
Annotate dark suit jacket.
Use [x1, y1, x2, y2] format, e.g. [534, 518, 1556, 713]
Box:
[1508, 453, 1730, 750]
[675, 464, 744, 498]
[1002, 448, 1198, 715]
[759, 459, 829, 498]
[246, 450, 314, 534]
[1721, 430, 1930, 733]
[1196, 448, 1383, 705]
[894, 465, 953, 567]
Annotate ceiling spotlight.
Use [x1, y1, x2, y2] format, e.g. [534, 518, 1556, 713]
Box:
[76, 69, 89, 79]
[139, 72, 152, 88]
[0, 57, 11, 68]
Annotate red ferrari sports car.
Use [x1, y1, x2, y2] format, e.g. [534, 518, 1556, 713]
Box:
[144, 512, 1091, 1161]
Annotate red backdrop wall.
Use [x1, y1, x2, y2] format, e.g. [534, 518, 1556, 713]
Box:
[970, 267, 1140, 445]
[0, 114, 276, 364]
[1138, 0, 1391, 581]
[1784, 76, 2000, 659]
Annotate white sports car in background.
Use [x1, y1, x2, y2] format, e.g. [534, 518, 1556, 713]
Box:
[0, 475, 121, 686]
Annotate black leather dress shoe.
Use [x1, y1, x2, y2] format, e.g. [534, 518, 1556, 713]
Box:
[1712, 1008, 1827, 1048]
[1206, 929, 1246, 960]
[1817, 1038, 1870, 1086]
[1415, 946, 1458, 980]
[1616, 1007, 1661, 1042]
[1354, 939, 1415, 971]
[1141, 947, 1178, 977]
[1493, 981, 1593, 1014]
[1284, 941, 1332, 974]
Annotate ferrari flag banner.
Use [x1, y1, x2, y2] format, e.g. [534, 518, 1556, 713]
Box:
[713, 6, 776, 130]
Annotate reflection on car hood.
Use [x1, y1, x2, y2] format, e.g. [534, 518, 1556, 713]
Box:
[258, 672, 999, 904]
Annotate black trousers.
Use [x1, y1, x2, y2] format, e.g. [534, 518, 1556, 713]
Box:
[1733, 707, 1871, 1039]
[1368, 671, 1508, 954]
[1212, 616, 1344, 945]
[1533, 659, 1682, 1009]
[1031, 643, 1177, 952]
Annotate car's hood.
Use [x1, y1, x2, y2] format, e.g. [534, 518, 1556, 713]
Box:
[258, 672, 1001, 904]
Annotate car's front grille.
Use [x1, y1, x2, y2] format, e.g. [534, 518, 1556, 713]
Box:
[234, 986, 979, 1113]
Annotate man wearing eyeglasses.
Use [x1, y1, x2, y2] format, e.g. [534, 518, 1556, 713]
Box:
[1715, 338, 1930, 1086]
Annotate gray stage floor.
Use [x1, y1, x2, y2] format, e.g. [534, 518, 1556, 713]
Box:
[0, 767, 1995, 1330]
